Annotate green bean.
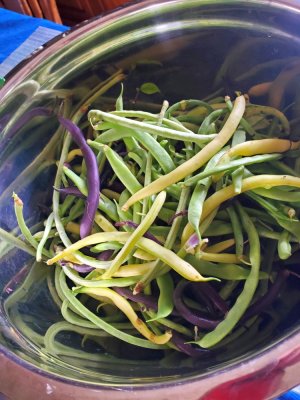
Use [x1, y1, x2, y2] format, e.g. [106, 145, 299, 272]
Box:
[198, 203, 261, 348]
[165, 99, 213, 120]
[127, 151, 146, 173]
[219, 280, 239, 301]
[232, 166, 244, 194]
[45, 268, 62, 309]
[36, 212, 54, 262]
[225, 97, 257, 136]
[64, 199, 85, 223]
[12, 193, 39, 250]
[90, 128, 175, 173]
[63, 165, 88, 193]
[58, 270, 169, 349]
[253, 187, 300, 202]
[78, 286, 172, 344]
[142, 151, 153, 215]
[188, 178, 210, 240]
[102, 191, 166, 279]
[88, 109, 217, 146]
[270, 160, 299, 177]
[245, 105, 290, 135]
[198, 109, 226, 134]
[191, 220, 233, 238]
[7, 83, 300, 360]
[183, 153, 281, 187]
[115, 202, 133, 226]
[59, 193, 76, 217]
[12, 193, 52, 259]
[146, 310, 193, 336]
[90, 242, 123, 253]
[48, 231, 207, 282]
[61, 166, 118, 221]
[112, 110, 192, 132]
[44, 321, 111, 354]
[231, 129, 246, 147]
[102, 192, 166, 279]
[185, 255, 267, 281]
[122, 96, 246, 210]
[227, 206, 244, 261]
[136, 185, 191, 291]
[52, 134, 75, 248]
[63, 265, 138, 288]
[246, 191, 300, 240]
[278, 230, 292, 260]
[147, 273, 174, 321]
[103, 145, 143, 195]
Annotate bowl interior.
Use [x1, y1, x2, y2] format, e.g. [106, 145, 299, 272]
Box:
[0, 0, 300, 387]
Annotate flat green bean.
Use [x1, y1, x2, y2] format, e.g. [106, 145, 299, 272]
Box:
[198, 203, 261, 348]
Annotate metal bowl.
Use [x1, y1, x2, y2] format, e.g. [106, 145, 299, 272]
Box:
[0, 1, 299, 399]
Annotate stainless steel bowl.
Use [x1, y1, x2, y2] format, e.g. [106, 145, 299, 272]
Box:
[0, 1, 300, 399]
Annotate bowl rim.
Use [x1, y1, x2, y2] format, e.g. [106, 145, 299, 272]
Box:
[0, 0, 300, 392]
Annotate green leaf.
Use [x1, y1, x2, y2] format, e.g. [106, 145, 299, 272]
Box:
[140, 82, 161, 95]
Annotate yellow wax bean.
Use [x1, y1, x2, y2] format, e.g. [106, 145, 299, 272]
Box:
[182, 174, 300, 241]
[47, 232, 207, 281]
[66, 222, 97, 235]
[228, 138, 300, 158]
[47, 232, 131, 264]
[196, 251, 243, 264]
[205, 239, 236, 254]
[94, 212, 117, 232]
[80, 287, 172, 345]
[136, 238, 209, 281]
[65, 221, 80, 235]
[101, 189, 121, 201]
[122, 95, 246, 211]
[114, 262, 155, 277]
[133, 250, 156, 261]
[66, 149, 82, 162]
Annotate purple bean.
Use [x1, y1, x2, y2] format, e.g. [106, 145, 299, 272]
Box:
[189, 284, 215, 315]
[190, 282, 229, 315]
[72, 264, 95, 273]
[171, 331, 209, 358]
[58, 116, 100, 238]
[115, 220, 163, 245]
[97, 250, 114, 261]
[54, 186, 86, 199]
[186, 233, 199, 250]
[173, 281, 221, 329]
[59, 260, 94, 274]
[113, 287, 158, 311]
[242, 269, 289, 322]
[63, 162, 71, 169]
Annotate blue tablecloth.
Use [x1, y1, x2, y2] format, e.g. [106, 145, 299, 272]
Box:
[0, 8, 68, 63]
[0, 8, 69, 79]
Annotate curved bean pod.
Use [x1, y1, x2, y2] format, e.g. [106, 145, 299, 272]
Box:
[121, 95, 246, 211]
